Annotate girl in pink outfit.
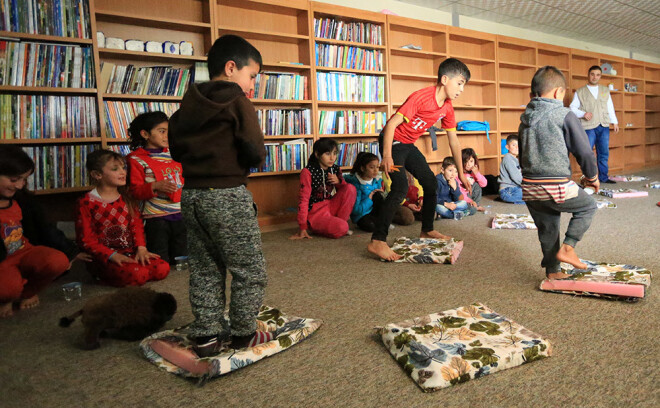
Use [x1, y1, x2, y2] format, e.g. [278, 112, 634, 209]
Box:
[290, 138, 356, 239]
[456, 148, 487, 212]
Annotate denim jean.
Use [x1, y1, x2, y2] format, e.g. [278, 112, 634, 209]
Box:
[585, 125, 610, 182]
[499, 186, 525, 204]
[525, 188, 597, 276]
[436, 200, 469, 219]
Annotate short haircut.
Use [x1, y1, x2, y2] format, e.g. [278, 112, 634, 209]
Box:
[0, 145, 34, 177]
[437, 57, 471, 84]
[506, 134, 518, 144]
[588, 65, 602, 74]
[207, 34, 263, 79]
[531, 66, 566, 97]
[441, 156, 456, 169]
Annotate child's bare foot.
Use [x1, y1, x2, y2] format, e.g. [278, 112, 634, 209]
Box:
[556, 244, 587, 270]
[421, 230, 451, 240]
[477, 206, 486, 212]
[19, 295, 39, 310]
[546, 271, 573, 280]
[367, 240, 401, 261]
[0, 302, 13, 318]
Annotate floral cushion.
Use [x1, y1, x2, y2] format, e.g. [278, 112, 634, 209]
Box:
[390, 237, 463, 264]
[377, 303, 552, 392]
[539, 260, 652, 301]
[646, 181, 660, 189]
[598, 188, 648, 198]
[140, 306, 322, 379]
[609, 175, 648, 182]
[491, 214, 537, 229]
[595, 197, 616, 209]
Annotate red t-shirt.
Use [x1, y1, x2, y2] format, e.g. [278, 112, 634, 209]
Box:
[393, 86, 456, 144]
[0, 201, 30, 256]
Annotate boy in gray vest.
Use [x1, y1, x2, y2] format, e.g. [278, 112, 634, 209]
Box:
[519, 66, 599, 280]
[569, 65, 619, 184]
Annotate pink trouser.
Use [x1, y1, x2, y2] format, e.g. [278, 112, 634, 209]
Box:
[0, 245, 69, 302]
[307, 183, 356, 238]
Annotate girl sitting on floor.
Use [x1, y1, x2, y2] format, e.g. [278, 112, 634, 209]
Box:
[344, 152, 385, 232]
[457, 148, 487, 212]
[76, 149, 170, 287]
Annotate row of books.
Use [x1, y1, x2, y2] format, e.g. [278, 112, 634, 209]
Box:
[104, 101, 180, 139]
[316, 72, 385, 102]
[318, 110, 387, 135]
[315, 44, 383, 71]
[251, 139, 313, 173]
[107, 144, 131, 156]
[99, 62, 192, 96]
[23, 144, 98, 191]
[256, 109, 312, 136]
[1, 0, 91, 39]
[0, 40, 94, 88]
[336, 141, 380, 168]
[0, 94, 98, 139]
[249, 72, 308, 100]
[313, 17, 383, 45]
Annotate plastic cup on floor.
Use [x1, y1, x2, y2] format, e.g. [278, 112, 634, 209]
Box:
[453, 211, 464, 221]
[62, 282, 82, 301]
[483, 205, 492, 215]
[174, 256, 189, 272]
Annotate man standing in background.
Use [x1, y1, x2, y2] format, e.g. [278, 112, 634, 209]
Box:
[570, 65, 619, 184]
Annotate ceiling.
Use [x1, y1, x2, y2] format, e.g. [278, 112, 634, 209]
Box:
[394, 0, 660, 58]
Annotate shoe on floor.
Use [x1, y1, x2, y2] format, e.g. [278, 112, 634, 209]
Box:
[603, 179, 617, 184]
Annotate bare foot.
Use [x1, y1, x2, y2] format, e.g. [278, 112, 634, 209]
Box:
[19, 295, 39, 310]
[0, 303, 13, 318]
[547, 271, 573, 280]
[556, 244, 587, 270]
[367, 240, 401, 261]
[421, 230, 451, 240]
[477, 206, 486, 212]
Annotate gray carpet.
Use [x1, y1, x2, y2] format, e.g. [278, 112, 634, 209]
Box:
[2, 168, 659, 408]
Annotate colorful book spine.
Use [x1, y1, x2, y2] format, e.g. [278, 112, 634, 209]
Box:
[256, 109, 311, 136]
[0, 0, 90, 38]
[250, 72, 308, 100]
[313, 17, 382, 45]
[336, 141, 380, 167]
[316, 72, 384, 102]
[251, 139, 314, 173]
[23, 143, 98, 190]
[104, 101, 180, 139]
[315, 44, 383, 71]
[104, 64, 192, 96]
[318, 110, 386, 135]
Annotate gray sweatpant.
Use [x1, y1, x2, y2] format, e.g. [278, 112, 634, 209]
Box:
[525, 188, 597, 275]
[181, 186, 267, 338]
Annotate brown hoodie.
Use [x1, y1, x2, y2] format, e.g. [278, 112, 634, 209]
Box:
[169, 81, 266, 188]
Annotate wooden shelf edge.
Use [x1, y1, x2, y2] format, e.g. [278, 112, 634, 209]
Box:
[95, 10, 211, 32]
[0, 138, 102, 144]
[0, 30, 92, 44]
[0, 85, 97, 94]
[314, 37, 385, 50]
[33, 186, 93, 195]
[102, 94, 183, 101]
[316, 66, 387, 75]
[99, 48, 205, 62]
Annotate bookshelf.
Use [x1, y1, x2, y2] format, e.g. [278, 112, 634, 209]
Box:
[3, 0, 659, 226]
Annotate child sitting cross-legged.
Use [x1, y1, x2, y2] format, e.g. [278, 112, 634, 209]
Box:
[498, 135, 525, 204]
[457, 148, 487, 212]
[435, 156, 473, 219]
[344, 152, 384, 232]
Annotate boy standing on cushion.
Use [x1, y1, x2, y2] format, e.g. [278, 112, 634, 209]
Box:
[519, 66, 599, 280]
[368, 58, 472, 261]
[169, 35, 272, 356]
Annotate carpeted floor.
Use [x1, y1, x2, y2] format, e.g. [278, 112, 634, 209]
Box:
[2, 168, 659, 408]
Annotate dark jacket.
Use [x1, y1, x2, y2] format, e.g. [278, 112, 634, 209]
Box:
[435, 174, 461, 205]
[168, 81, 266, 188]
[0, 191, 79, 263]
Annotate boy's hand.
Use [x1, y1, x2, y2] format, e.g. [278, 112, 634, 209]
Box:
[327, 173, 340, 185]
[109, 253, 136, 266]
[446, 202, 457, 210]
[586, 179, 600, 193]
[408, 203, 421, 212]
[448, 178, 457, 189]
[135, 246, 160, 265]
[290, 230, 312, 240]
[152, 179, 177, 194]
[369, 189, 383, 199]
[584, 112, 593, 121]
[70, 252, 93, 269]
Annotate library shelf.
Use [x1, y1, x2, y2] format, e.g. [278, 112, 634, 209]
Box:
[315, 66, 387, 76]
[0, 138, 103, 145]
[262, 62, 311, 70]
[102, 94, 183, 101]
[319, 133, 379, 138]
[499, 106, 527, 110]
[390, 72, 436, 81]
[33, 186, 93, 195]
[317, 101, 388, 107]
[469, 79, 497, 85]
[0, 86, 98, 95]
[313, 37, 386, 50]
[389, 48, 446, 58]
[251, 99, 313, 105]
[249, 169, 303, 178]
[498, 81, 530, 88]
[217, 26, 308, 43]
[454, 105, 497, 110]
[95, 10, 212, 32]
[499, 61, 537, 69]
[98, 48, 206, 62]
[0, 30, 93, 44]
[263, 135, 314, 140]
[449, 55, 495, 64]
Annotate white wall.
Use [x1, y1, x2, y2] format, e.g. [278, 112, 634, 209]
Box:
[314, 0, 660, 64]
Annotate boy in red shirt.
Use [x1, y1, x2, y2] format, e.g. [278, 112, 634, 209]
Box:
[368, 58, 472, 261]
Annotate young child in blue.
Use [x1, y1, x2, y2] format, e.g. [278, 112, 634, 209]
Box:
[169, 35, 272, 356]
[344, 152, 383, 232]
[519, 66, 599, 279]
[498, 135, 525, 204]
[435, 157, 471, 218]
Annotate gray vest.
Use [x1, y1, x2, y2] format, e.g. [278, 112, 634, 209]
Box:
[576, 85, 610, 130]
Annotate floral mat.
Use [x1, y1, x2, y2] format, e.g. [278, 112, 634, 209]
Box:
[595, 197, 616, 209]
[609, 175, 648, 182]
[390, 237, 464, 264]
[377, 303, 552, 392]
[598, 188, 648, 198]
[491, 214, 537, 229]
[140, 306, 322, 380]
[539, 260, 652, 301]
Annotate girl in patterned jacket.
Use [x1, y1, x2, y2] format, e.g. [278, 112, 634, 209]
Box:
[344, 152, 384, 232]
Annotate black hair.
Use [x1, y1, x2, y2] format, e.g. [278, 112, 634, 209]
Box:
[531, 66, 566, 97]
[350, 152, 379, 176]
[506, 134, 518, 144]
[308, 138, 338, 166]
[0, 145, 35, 177]
[207, 34, 263, 79]
[437, 57, 471, 84]
[588, 65, 602, 74]
[128, 111, 169, 150]
[441, 156, 456, 169]
[461, 148, 479, 169]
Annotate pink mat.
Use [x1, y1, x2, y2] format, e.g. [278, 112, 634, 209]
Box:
[598, 189, 648, 198]
[540, 279, 645, 298]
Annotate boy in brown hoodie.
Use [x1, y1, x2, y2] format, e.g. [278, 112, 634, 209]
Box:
[169, 35, 272, 356]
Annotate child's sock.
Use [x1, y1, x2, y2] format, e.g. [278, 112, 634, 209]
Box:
[231, 331, 275, 349]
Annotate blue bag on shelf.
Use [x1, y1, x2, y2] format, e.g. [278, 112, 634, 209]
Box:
[457, 120, 490, 142]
